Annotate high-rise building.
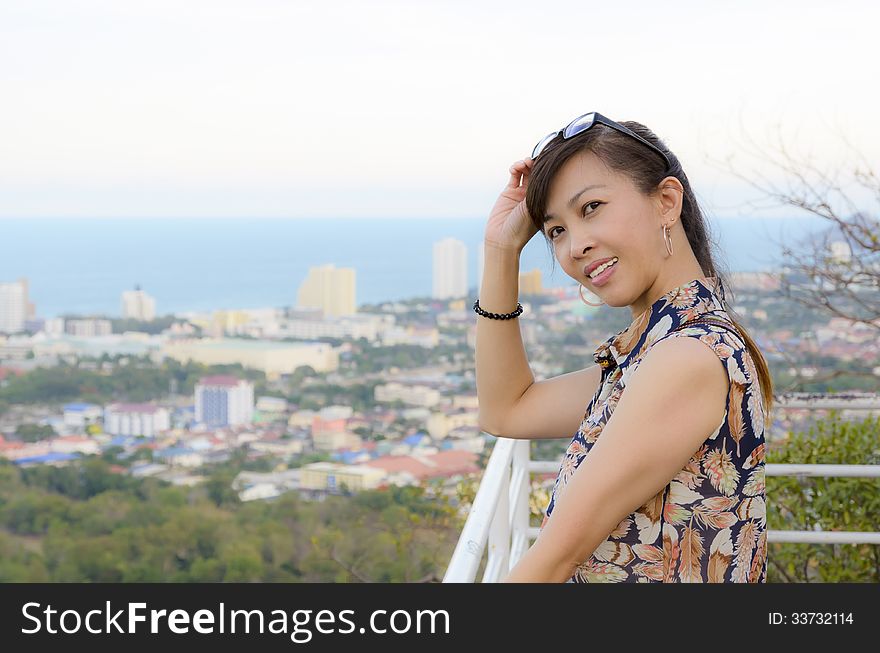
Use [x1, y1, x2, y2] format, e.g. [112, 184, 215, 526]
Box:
[0, 278, 33, 334]
[122, 285, 157, 321]
[296, 264, 356, 317]
[433, 238, 467, 299]
[519, 269, 543, 295]
[18, 277, 36, 319]
[195, 375, 254, 427]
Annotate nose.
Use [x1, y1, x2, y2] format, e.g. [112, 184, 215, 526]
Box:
[568, 226, 593, 260]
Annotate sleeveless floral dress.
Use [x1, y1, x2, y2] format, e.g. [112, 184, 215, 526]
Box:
[538, 276, 768, 582]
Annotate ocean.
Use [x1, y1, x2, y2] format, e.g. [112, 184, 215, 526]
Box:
[0, 216, 830, 319]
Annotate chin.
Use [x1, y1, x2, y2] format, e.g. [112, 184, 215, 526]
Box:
[592, 290, 620, 307]
[580, 270, 624, 305]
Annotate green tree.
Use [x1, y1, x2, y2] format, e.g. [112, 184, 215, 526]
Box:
[0, 457, 464, 583]
[205, 472, 240, 508]
[15, 423, 56, 442]
[767, 412, 880, 582]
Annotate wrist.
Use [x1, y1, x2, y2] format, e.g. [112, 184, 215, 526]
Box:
[483, 241, 523, 261]
[473, 298, 523, 320]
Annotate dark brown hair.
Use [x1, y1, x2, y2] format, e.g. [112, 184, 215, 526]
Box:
[524, 120, 774, 428]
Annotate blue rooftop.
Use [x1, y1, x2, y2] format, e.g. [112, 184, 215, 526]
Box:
[156, 446, 195, 458]
[64, 402, 100, 412]
[13, 452, 81, 465]
[403, 432, 427, 446]
[332, 450, 370, 465]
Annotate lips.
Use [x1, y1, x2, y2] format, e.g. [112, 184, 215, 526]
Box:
[584, 257, 616, 278]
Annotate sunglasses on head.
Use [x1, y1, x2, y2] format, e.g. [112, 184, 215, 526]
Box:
[530, 111, 672, 171]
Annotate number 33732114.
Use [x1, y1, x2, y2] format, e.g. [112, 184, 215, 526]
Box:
[768, 613, 854, 625]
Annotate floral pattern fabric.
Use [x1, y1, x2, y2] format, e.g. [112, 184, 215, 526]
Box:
[539, 276, 767, 582]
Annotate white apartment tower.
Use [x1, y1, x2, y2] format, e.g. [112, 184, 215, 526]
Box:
[433, 238, 468, 299]
[296, 264, 356, 317]
[122, 285, 157, 321]
[195, 375, 255, 427]
[0, 280, 26, 334]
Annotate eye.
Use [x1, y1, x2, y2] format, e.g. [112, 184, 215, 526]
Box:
[546, 202, 604, 240]
[582, 200, 603, 217]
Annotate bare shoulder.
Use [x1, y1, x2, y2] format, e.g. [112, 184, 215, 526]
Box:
[623, 334, 730, 408]
[635, 334, 730, 392]
[600, 335, 730, 456]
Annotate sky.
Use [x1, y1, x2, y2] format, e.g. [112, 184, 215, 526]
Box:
[0, 0, 877, 220]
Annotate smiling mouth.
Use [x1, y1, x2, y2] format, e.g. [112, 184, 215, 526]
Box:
[587, 257, 619, 281]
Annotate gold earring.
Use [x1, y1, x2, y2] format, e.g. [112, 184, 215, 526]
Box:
[663, 224, 674, 256]
[579, 284, 605, 307]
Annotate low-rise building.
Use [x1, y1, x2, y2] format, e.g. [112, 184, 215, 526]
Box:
[426, 409, 479, 439]
[195, 376, 254, 428]
[154, 446, 204, 468]
[298, 462, 386, 493]
[374, 382, 441, 408]
[233, 469, 301, 501]
[63, 402, 103, 430]
[50, 435, 101, 455]
[363, 450, 480, 484]
[163, 338, 339, 380]
[312, 430, 362, 452]
[104, 403, 171, 437]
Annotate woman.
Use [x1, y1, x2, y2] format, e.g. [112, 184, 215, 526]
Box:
[475, 112, 774, 583]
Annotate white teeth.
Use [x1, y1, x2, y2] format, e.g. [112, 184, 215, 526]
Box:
[589, 257, 618, 279]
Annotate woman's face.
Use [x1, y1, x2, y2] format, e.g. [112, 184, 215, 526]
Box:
[541, 150, 667, 309]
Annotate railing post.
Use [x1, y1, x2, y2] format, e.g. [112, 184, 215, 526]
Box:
[483, 455, 510, 582]
[509, 439, 531, 571]
[443, 436, 516, 583]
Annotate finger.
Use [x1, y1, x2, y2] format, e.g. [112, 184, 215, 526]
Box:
[506, 161, 525, 188]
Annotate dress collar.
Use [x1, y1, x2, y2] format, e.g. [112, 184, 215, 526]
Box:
[592, 275, 728, 372]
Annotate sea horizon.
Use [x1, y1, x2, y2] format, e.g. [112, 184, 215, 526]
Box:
[0, 215, 832, 319]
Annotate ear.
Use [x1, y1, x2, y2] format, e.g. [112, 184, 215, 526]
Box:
[655, 176, 684, 225]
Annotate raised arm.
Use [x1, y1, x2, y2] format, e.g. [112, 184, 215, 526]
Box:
[477, 157, 604, 441]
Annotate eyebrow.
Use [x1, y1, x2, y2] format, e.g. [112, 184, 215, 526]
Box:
[542, 184, 608, 224]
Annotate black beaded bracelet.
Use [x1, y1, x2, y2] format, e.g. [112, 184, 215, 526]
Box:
[473, 298, 523, 320]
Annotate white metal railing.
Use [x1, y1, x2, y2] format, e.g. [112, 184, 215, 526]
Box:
[443, 419, 880, 582]
[441, 438, 532, 583]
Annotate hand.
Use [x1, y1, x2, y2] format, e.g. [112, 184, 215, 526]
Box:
[484, 157, 539, 252]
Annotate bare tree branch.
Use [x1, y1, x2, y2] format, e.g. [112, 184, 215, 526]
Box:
[701, 108, 880, 344]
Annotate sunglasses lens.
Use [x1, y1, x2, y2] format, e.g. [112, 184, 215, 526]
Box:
[563, 112, 596, 139]
[532, 131, 560, 159]
[536, 111, 670, 171]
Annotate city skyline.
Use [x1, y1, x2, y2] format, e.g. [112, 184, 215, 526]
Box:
[0, 236, 484, 327]
[0, 214, 834, 322]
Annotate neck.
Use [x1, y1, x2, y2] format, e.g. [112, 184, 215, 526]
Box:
[629, 255, 706, 320]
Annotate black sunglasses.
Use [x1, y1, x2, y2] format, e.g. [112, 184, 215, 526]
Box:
[531, 111, 672, 171]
